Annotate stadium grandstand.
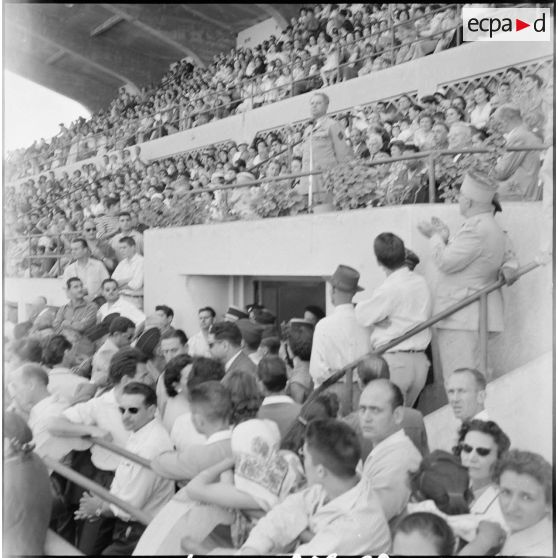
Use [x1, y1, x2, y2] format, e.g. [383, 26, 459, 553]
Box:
[3, 3, 554, 556]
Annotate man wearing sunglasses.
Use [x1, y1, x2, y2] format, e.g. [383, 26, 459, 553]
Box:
[47, 347, 151, 554]
[75, 382, 174, 555]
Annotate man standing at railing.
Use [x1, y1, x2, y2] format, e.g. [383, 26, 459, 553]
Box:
[417, 170, 510, 382]
[491, 105, 542, 201]
[355, 233, 432, 408]
[309, 265, 370, 412]
[302, 92, 352, 205]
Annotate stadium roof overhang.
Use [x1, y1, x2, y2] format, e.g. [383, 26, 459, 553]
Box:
[4, 3, 302, 111]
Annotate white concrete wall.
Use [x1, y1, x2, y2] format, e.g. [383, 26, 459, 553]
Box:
[424, 351, 553, 462]
[12, 40, 552, 186]
[137, 202, 551, 379]
[237, 17, 283, 49]
[5, 277, 68, 321]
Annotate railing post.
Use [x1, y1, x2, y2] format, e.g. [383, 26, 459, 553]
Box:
[479, 292, 489, 378]
[308, 128, 314, 211]
[343, 367, 353, 416]
[336, 46, 342, 84]
[428, 153, 436, 203]
[390, 5, 396, 67]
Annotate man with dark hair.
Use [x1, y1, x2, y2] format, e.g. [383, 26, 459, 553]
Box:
[155, 305, 175, 336]
[112, 237, 144, 309]
[48, 348, 151, 553]
[160, 329, 187, 363]
[42, 334, 89, 401]
[359, 379, 422, 521]
[208, 321, 257, 379]
[97, 278, 146, 326]
[52, 277, 98, 343]
[355, 232, 432, 407]
[303, 305, 325, 325]
[110, 211, 144, 259]
[75, 382, 174, 555]
[239, 419, 390, 555]
[91, 316, 136, 385]
[236, 318, 263, 364]
[187, 306, 216, 358]
[62, 238, 109, 300]
[256, 356, 301, 438]
[151, 381, 232, 481]
[285, 318, 314, 403]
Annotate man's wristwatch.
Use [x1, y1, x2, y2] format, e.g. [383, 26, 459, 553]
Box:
[95, 505, 104, 518]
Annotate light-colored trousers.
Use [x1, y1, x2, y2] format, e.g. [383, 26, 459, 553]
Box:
[383, 351, 430, 408]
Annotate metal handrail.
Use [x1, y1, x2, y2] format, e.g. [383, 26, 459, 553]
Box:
[6, 143, 550, 257]
[304, 260, 541, 414]
[85, 435, 152, 470]
[42, 456, 151, 525]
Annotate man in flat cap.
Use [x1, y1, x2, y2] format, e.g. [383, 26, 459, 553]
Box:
[418, 170, 516, 382]
[309, 264, 371, 412]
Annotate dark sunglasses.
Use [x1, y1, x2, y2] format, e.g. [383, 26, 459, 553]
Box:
[119, 406, 140, 415]
[460, 443, 491, 457]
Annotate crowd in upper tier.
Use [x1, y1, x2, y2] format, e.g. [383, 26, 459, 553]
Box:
[6, 3, 466, 180]
[6, 60, 551, 279]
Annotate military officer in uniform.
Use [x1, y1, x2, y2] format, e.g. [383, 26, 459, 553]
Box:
[301, 92, 352, 205]
[417, 170, 516, 381]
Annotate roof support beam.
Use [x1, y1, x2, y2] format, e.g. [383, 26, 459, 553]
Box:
[45, 49, 66, 65]
[90, 14, 124, 37]
[180, 5, 231, 33]
[9, 19, 138, 92]
[255, 4, 288, 28]
[101, 4, 205, 67]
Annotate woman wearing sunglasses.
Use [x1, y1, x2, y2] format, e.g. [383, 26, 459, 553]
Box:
[453, 420, 510, 525]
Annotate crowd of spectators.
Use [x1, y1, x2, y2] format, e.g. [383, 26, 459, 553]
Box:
[6, 60, 551, 278]
[6, 3, 464, 181]
[4, 239, 553, 555]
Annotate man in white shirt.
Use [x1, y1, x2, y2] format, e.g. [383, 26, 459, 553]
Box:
[111, 237, 144, 310]
[187, 306, 216, 358]
[309, 265, 371, 411]
[110, 211, 144, 259]
[97, 278, 146, 326]
[75, 382, 175, 555]
[359, 379, 422, 522]
[256, 356, 301, 439]
[7, 363, 87, 462]
[47, 347, 152, 554]
[62, 238, 109, 300]
[238, 419, 391, 555]
[42, 334, 89, 402]
[355, 233, 432, 407]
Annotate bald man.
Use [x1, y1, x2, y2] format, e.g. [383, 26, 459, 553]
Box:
[28, 296, 55, 337]
[359, 379, 422, 521]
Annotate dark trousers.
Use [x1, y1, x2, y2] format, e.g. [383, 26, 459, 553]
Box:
[76, 464, 115, 555]
[101, 519, 145, 556]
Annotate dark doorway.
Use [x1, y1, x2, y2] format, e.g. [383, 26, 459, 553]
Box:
[255, 278, 326, 325]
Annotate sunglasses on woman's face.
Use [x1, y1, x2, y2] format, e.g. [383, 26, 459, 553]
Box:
[119, 406, 140, 415]
[460, 443, 491, 457]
